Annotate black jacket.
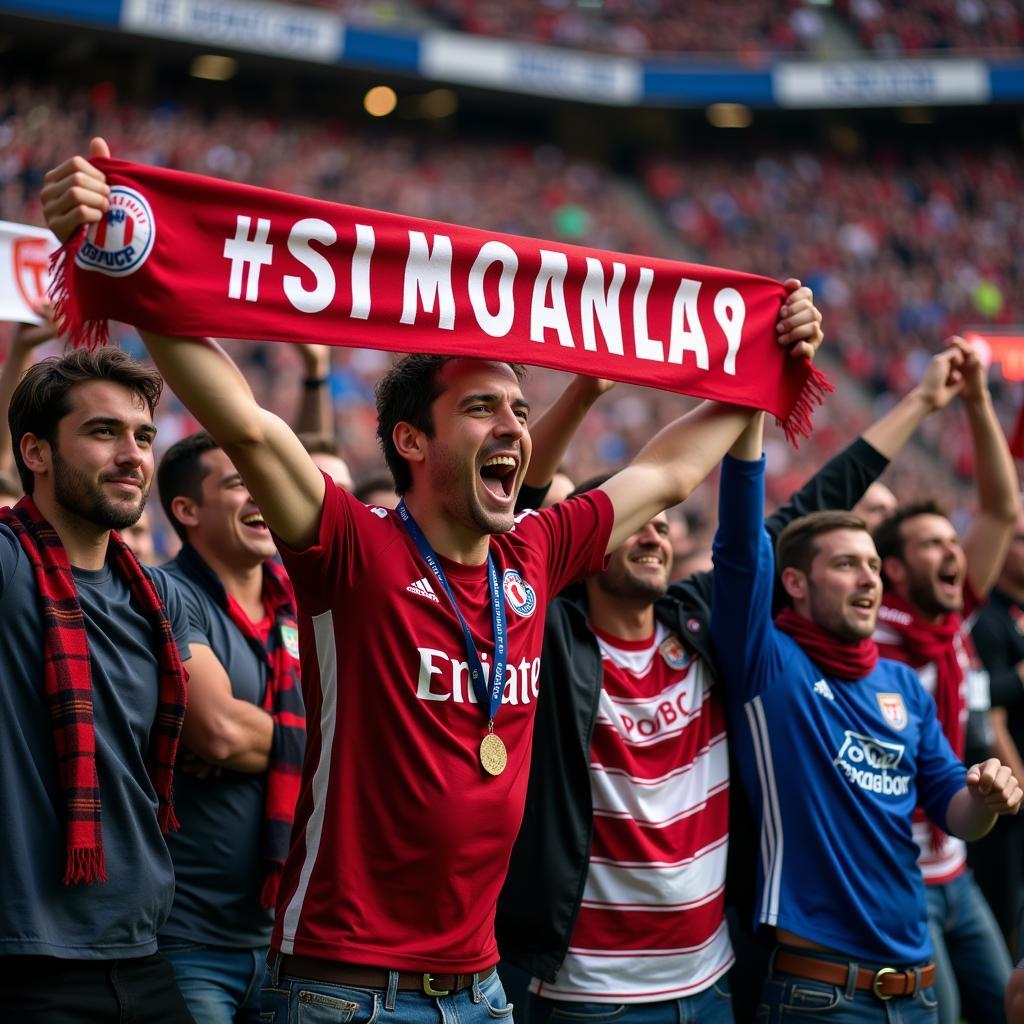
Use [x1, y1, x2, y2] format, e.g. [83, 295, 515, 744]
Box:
[495, 438, 889, 982]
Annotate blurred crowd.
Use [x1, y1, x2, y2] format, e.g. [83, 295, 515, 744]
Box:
[2, 78, 1019, 556]
[286, 0, 1024, 57]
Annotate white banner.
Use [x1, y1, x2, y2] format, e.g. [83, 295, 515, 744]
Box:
[420, 32, 642, 105]
[0, 221, 56, 324]
[773, 59, 990, 107]
[121, 0, 343, 62]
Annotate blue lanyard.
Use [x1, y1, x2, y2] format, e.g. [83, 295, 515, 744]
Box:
[397, 500, 507, 725]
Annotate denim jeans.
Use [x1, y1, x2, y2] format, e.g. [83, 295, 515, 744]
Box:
[160, 939, 267, 1024]
[260, 958, 514, 1024]
[528, 975, 732, 1024]
[0, 952, 196, 1024]
[757, 949, 937, 1023]
[925, 869, 1012, 1024]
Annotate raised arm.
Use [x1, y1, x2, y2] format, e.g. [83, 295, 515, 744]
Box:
[949, 337, 1021, 596]
[139, 332, 325, 550]
[709, 413, 784, 703]
[944, 757, 1022, 841]
[600, 280, 822, 552]
[0, 311, 60, 472]
[293, 343, 334, 437]
[522, 375, 613, 489]
[41, 138, 325, 550]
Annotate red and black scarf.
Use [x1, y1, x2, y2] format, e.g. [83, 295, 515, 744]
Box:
[775, 606, 879, 681]
[0, 496, 187, 885]
[176, 545, 305, 909]
[875, 590, 972, 760]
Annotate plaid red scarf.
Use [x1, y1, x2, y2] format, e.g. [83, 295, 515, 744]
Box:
[176, 545, 304, 909]
[51, 157, 831, 445]
[775, 606, 879, 681]
[0, 496, 187, 885]
[876, 589, 978, 760]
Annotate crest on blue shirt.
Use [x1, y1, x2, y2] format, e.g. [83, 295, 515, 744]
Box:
[877, 692, 908, 731]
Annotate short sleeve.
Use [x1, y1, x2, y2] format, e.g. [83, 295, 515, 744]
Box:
[148, 568, 193, 663]
[272, 475, 399, 614]
[513, 490, 613, 595]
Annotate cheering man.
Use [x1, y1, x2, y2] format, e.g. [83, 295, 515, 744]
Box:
[154, 431, 304, 1023]
[873, 336, 1019, 1024]
[43, 138, 822, 1024]
[710, 408, 1021, 1022]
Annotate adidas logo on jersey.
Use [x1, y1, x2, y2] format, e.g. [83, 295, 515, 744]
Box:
[813, 680, 835, 701]
[407, 577, 439, 602]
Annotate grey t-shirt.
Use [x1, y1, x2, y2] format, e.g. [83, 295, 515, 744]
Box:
[156, 553, 273, 948]
[0, 524, 190, 959]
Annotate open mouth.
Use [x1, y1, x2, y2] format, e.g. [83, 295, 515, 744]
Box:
[850, 595, 876, 614]
[937, 569, 960, 596]
[479, 454, 518, 504]
[240, 512, 268, 532]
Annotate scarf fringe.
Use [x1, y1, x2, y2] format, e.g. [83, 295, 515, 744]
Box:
[158, 802, 180, 835]
[779, 363, 834, 447]
[65, 847, 107, 886]
[260, 866, 282, 910]
[48, 228, 111, 350]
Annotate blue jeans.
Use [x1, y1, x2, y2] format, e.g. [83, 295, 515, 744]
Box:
[260, 959, 514, 1024]
[160, 939, 266, 1024]
[925, 869, 1012, 1024]
[528, 976, 732, 1024]
[758, 951, 937, 1023]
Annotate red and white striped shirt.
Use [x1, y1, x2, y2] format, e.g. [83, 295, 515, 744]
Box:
[532, 622, 733, 1003]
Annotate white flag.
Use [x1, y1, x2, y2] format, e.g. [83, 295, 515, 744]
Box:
[0, 220, 57, 324]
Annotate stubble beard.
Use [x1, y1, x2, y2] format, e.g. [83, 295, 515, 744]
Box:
[52, 448, 148, 531]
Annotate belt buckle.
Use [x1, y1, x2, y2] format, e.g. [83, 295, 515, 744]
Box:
[423, 974, 451, 997]
[872, 967, 897, 1001]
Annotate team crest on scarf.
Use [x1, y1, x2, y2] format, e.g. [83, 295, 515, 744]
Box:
[76, 187, 155, 277]
[877, 692, 908, 731]
[660, 635, 690, 670]
[502, 570, 536, 617]
[280, 623, 300, 659]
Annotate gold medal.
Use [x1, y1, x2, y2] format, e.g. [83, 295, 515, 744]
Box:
[479, 731, 508, 777]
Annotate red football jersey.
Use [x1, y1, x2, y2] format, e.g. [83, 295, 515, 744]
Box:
[272, 481, 613, 971]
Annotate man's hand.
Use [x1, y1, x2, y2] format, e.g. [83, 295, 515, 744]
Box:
[297, 343, 331, 380]
[12, 304, 60, 351]
[966, 757, 1023, 816]
[40, 138, 111, 243]
[914, 345, 967, 413]
[777, 278, 823, 361]
[946, 334, 988, 405]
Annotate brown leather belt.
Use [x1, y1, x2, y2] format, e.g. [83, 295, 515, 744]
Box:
[278, 954, 496, 997]
[775, 950, 936, 1001]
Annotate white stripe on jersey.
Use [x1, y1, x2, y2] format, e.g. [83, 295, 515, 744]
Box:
[591, 734, 729, 827]
[746, 695, 784, 926]
[279, 610, 338, 954]
[533, 919, 733, 1003]
[583, 836, 728, 910]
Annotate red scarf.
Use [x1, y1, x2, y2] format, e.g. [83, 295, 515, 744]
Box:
[0, 497, 187, 885]
[875, 591, 968, 760]
[177, 545, 304, 909]
[775, 606, 879, 681]
[50, 158, 830, 444]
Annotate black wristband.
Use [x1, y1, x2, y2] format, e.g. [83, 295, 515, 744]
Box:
[303, 376, 329, 388]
